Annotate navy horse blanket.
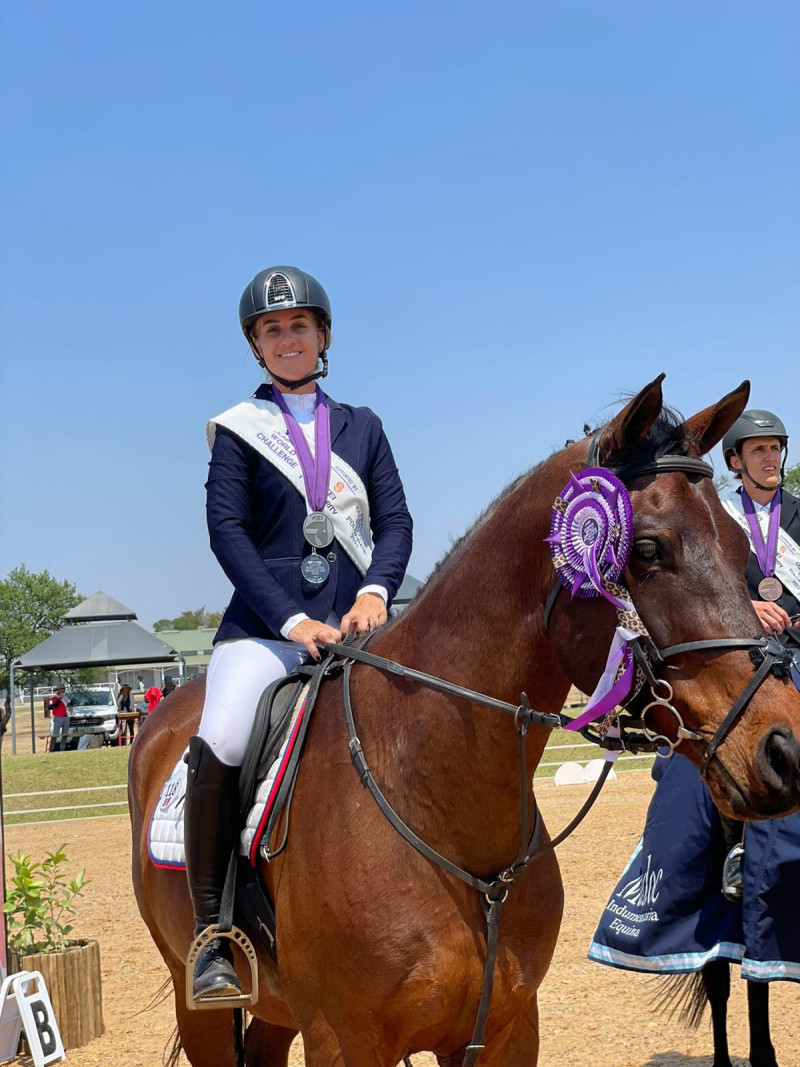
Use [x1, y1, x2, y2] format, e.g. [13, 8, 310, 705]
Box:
[589, 754, 800, 983]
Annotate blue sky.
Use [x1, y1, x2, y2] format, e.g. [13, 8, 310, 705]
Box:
[2, 1, 798, 628]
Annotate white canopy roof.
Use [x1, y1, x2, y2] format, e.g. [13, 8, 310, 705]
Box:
[63, 590, 137, 623]
[14, 620, 180, 671]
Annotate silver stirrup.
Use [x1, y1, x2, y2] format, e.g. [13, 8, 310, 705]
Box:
[185, 924, 259, 1011]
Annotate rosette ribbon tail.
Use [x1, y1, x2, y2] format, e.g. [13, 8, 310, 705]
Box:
[583, 543, 633, 612]
[564, 626, 638, 731]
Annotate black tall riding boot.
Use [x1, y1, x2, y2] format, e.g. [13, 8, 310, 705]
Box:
[185, 736, 243, 1002]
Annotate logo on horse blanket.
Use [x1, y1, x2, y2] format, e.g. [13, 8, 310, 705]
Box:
[148, 682, 311, 870]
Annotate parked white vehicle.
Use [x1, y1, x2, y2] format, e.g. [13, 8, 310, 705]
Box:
[51, 685, 120, 748]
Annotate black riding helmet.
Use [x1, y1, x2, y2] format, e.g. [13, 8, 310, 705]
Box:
[722, 409, 789, 490]
[239, 266, 332, 391]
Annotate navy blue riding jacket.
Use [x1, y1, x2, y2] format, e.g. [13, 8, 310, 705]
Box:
[207, 384, 413, 644]
[742, 486, 800, 648]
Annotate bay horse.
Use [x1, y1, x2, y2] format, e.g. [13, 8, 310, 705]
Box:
[130, 375, 800, 1067]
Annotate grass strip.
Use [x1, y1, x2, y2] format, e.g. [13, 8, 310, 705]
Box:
[0, 713, 655, 823]
[534, 731, 655, 779]
[1, 747, 130, 826]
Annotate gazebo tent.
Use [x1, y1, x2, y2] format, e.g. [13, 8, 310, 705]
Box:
[62, 591, 137, 623]
[14, 621, 179, 672]
[10, 591, 183, 754]
[396, 573, 423, 605]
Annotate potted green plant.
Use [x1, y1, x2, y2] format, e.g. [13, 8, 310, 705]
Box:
[4, 844, 104, 1049]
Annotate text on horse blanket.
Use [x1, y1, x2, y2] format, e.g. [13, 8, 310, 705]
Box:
[148, 683, 310, 869]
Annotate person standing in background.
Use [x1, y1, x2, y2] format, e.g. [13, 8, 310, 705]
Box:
[145, 685, 163, 714]
[49, 686, 70, 752]
[118, 683, 135, 743]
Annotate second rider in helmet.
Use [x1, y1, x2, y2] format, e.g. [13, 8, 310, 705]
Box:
[721, 409, 800, 646]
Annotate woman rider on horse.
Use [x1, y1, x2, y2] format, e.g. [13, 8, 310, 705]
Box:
[185, 266, 413, 1003]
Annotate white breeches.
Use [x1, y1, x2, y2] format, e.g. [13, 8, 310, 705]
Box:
[197, 637, 309, 767]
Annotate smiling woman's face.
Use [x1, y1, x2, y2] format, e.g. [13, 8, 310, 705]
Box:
[250, 309, 324, 393]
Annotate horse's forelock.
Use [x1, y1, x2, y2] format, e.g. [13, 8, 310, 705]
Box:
[600, 403, 698, 467]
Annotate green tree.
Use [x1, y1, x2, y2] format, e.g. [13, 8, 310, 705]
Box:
[0, 566, 82, 717]
[153, 607, 222, 632]
[784, 462, 800, 497]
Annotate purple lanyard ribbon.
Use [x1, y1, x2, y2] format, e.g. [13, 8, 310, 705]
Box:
[741, 490, 781, 578]
[272, 386, 331, 512]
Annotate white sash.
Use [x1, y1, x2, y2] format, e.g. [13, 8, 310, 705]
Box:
[721, 492, 800, 601]
[207, 398, 373, 576]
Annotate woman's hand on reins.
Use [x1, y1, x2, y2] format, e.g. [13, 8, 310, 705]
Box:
[341, 593, 387, 636]
[288, 619, 344, 660]
[752, 600, 791, 636]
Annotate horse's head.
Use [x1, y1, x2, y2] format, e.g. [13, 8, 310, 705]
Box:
[549, 374, 800, 819]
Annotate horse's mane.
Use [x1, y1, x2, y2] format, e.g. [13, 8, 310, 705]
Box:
[417, 403, 694, 594]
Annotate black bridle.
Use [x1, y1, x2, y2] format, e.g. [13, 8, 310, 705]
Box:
[546, 432, 795, 778]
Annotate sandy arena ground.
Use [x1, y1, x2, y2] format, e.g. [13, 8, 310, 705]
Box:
[6, 771, 798, 1067]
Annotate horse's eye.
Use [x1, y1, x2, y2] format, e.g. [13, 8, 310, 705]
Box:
[633, 539, 660, 562]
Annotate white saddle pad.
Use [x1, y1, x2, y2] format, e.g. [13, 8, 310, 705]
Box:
[148, 682, 310, 869]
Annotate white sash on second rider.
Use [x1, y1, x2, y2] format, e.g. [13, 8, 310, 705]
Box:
[721, 491, 800, 601]
[207, 395, 374, 575]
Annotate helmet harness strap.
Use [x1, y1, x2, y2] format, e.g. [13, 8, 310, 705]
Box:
[257, 351, 329, 391]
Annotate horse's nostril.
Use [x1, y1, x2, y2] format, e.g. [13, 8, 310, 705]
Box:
[762, 726, 800, 791]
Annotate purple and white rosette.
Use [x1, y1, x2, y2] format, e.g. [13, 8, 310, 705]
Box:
[547, 467, 633, 606]
[546, 467, 638, 732]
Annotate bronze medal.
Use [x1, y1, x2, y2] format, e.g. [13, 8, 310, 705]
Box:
[758, 576, 783, 602]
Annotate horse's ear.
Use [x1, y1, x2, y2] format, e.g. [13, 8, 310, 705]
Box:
[682, 381, 750, 456]
[599, 373, 666, 460]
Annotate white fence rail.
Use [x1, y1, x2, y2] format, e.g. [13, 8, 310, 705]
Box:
[5, 783, 128, 827]
[533, 740, 653, 776]
[4, 740, 655, 827]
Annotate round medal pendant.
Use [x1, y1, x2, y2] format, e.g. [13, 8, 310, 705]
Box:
[301, 553, 330, 585]
[303, 512, 334, 549]
[758, 576, 783, 602]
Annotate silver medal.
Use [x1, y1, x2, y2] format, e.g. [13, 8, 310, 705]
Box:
[301, 552, 330, 585]
[303, 512, 334, 549]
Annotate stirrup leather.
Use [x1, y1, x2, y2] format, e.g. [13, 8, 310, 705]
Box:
[721, 842, 745, 902]
[185, 924, 259, 1011]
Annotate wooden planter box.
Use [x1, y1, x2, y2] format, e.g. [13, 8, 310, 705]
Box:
[9, 938, 104, 1050]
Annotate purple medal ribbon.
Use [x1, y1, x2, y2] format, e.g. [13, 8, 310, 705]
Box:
[741, 490, 781, 579]
[271, 386, 331, 512]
